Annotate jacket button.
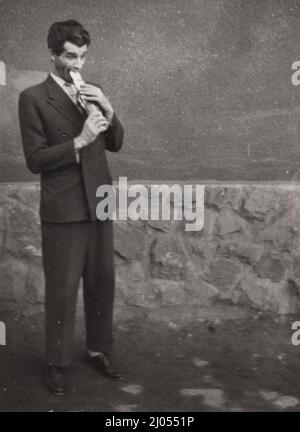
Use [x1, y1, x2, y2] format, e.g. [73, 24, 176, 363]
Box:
[61, 133, 67, 138]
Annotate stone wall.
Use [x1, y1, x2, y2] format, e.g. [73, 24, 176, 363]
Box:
[1, 182, 300, 325]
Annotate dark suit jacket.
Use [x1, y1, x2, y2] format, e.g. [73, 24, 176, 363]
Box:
[18, 74, 124, 222]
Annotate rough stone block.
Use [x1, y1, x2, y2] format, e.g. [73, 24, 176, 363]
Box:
[205, 185, 245, 211]
[206, 258, 243, 291]
[114, 220, 147, 261]
[150, 235, 189, 281]
[243, 187, 299, 223]
[239, 275, 297, 314]
[259, 205, 300, 252]
[188, 279, 219, 305]
[255, 253, 290, 283]
[150, 278, 187, 306]
[219, 208, 248, 236]
[0, 258, 28, 305]
[218, 240, 264, 265]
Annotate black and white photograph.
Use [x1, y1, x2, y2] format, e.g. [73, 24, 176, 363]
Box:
[1, 0, 300, 415]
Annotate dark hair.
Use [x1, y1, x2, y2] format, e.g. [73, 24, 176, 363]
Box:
[47, 20, 91, 55]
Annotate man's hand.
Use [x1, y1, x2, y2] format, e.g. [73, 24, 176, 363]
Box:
[74, 112, 109, 150]
[79, 84, 114, 122]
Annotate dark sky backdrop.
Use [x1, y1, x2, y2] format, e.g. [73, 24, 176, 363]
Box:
[1, 0, 300, 181]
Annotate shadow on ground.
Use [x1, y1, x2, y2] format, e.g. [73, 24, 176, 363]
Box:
[0, 312, 299, 412]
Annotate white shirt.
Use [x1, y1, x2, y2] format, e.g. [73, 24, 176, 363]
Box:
[50, 72, 78, 104]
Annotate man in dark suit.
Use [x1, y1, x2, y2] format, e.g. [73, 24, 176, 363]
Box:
[18, 20, 124, 395]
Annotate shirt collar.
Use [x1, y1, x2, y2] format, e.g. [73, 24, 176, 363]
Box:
[50, 72, 72, 89]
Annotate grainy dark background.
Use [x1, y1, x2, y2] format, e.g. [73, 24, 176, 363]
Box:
[1, 0, 300, 182]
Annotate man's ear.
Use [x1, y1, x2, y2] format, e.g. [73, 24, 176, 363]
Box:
[49, 49, 55, 61]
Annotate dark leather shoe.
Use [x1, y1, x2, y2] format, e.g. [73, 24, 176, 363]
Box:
[87, 354, 123, 381]
[44, 363, 66, 396]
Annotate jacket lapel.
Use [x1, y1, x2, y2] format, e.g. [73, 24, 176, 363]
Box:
[45, 74, 86, 130]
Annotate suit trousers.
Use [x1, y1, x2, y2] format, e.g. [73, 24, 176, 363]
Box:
[41, 219, 115, 367]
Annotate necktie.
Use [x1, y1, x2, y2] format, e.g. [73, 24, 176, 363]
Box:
[64, 82, 86, 115]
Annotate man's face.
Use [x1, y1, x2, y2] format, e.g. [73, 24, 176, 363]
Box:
[52, 41, 88, 81]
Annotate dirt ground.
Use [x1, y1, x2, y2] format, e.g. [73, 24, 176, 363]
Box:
[0, 310, 300, 412]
